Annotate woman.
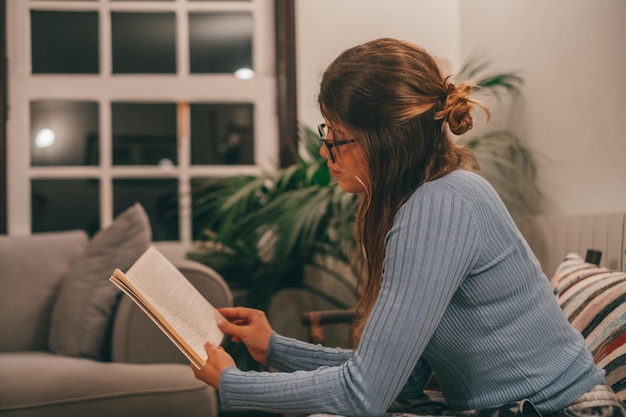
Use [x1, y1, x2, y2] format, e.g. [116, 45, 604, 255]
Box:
[192, 38, 622, 417]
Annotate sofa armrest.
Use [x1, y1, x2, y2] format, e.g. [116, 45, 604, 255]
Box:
[110, 258, 233, 364]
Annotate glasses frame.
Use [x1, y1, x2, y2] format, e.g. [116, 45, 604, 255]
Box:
[318, 123, 356, 163]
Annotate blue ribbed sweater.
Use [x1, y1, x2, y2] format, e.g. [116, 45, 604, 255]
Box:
[219, 170, 605, 417]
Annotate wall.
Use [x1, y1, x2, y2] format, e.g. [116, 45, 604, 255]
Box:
[295, 0, 460, 129]
[459, 0, 626, 214]
[295, 0, 626, 215]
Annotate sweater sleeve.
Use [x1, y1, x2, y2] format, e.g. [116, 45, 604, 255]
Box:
[265, 332, 354, 372]
[397, 359, 433, 399]
[219, 184, 483, 417]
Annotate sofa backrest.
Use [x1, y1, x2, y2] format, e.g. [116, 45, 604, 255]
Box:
[0, 230, 88, 351]
[517, 212, 626, 276]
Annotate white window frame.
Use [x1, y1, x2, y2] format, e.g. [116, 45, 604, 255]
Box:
[7, 0, 278, 250]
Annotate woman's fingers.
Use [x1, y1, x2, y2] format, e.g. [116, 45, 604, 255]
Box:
[192, 342, 236, 389]
[218, 307, 262, 323]
[218, 319, 245, 337]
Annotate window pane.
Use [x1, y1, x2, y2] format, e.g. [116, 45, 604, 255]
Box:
[189, 12, 252, 74]
[32, 179, 100, 235]
[111, 12, 176, 74]
[31, 100, 99, 166]
[112, 103, 177, 166]
[31, 11, 99, 74]
[190, 103, 254, 165]
[113, 179, 179, 241]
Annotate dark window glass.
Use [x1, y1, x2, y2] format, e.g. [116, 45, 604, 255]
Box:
[31, 11, 99, 74]
[113, 179, 178, 241]
[112, 103, 177, 166]
[190, 178, 203, 240]
[190, 103, 254, 165]
[30, 100, 99, 166]
[32, 179, 100, 235]
[189, 12, 252, 74]
[111, 12, 176, 74]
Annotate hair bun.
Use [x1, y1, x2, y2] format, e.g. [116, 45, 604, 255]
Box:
[436, 83, 477, 135]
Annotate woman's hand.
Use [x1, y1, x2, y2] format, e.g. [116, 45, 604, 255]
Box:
[192, 342, 236, 389]
[218, 307, 273, 364]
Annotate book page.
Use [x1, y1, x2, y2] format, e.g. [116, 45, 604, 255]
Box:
[111, 274, 200, 366]
[113, 246, 224, 367]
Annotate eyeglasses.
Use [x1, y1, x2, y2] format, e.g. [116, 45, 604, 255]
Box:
[318, 123, 356, 163]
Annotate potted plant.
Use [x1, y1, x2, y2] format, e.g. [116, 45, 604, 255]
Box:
[189, 125, 358, 312]
[189, 126, 358, 369]
[455, 55, 542, 218]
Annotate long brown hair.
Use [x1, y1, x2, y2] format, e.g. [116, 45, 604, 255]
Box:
[318, 38, 489, 343]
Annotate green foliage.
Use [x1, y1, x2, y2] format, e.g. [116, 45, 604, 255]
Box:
[455, 56, 542, 217]
[460, 131, 541, 217]
[456, 54, 524, 98]
[189, 126, 358, 311]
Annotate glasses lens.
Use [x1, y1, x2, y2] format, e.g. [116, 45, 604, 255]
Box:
[318, 123, 328, 139]
[318, 123, 335, 162]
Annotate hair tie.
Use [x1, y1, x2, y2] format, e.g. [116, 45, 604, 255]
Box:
[440, 83, 456, 102]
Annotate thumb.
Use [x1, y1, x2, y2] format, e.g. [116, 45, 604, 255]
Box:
[203, 341, 216, 353]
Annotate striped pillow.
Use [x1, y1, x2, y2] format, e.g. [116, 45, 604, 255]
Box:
[552, 253, 626, 405]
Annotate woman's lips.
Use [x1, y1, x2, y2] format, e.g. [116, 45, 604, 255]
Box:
[329, 168, 340, 177]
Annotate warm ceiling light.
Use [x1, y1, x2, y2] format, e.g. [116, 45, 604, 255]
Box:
[35, 128, 56, 148]
[234, 67, 255, 80]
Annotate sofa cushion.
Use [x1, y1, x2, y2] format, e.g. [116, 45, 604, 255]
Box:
[552, 253, 626, 404]
[49, 203, 151, 361]
[0, 352, 216, 417]
[0, 230, 88, 352]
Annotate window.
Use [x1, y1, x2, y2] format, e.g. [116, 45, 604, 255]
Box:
[6, 0, 286, 245]
[0, 0, 6, 234]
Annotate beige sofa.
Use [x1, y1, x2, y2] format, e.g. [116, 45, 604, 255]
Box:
[0, 204, 232, 417]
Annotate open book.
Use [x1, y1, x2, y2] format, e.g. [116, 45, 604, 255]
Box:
[109, 246, 224, 369]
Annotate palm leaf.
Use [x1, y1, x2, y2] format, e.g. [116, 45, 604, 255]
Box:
[456, 53, 524, 98]
[460, 131, 541, 216]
